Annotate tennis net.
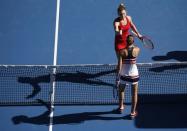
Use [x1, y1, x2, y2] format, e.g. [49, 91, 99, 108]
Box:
[0, 62, 187, 105]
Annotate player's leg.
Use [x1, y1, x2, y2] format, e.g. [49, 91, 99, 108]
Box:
[131, 83, 138, 117]
[118, 83, 126, 111]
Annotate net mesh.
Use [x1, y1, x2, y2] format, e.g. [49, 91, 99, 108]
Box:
[0, 62, 187, 105]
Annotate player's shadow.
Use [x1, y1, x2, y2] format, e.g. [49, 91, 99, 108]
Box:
[149, 63, 187, 72]
[152, 51, 187, 62]
[17, 69, 116, 99]
[150, 51, 187, 72]
[135, 94, 187, 128]
[12, 99, 131, 125]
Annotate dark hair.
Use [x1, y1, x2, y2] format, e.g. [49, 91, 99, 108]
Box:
[117, 3, 126, 14]
[126, 34, 134, 45]
[127, 34, 134, 40]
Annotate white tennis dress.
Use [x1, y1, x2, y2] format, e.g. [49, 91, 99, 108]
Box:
[119, 47, 139, 85]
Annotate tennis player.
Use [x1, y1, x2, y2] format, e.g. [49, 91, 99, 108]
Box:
[116, 34, 140, 118]
[113, 3, 142, 58]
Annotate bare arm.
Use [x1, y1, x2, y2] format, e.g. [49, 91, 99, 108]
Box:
[116, 55, 122, 81]
[114, 21, 122, 35]
[132, 46, 140, 57]
[116, 49, 128, 77]
[127, 16, 142, 38]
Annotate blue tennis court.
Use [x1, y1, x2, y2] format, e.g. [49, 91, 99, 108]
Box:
[0, 0, 187, 131]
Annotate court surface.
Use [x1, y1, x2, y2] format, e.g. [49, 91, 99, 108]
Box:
[1, 104, 187, 131]
[0, 0, 187, 131]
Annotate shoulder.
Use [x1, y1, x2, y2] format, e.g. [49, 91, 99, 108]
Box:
[134, 45, 140, 49]
[133, 46, 140, 52]
[126, 15, 132, 22]
[113, 17, 121, 23]
[132, 46, 140, 57]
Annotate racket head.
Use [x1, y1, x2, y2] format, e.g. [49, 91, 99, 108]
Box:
[142, 36, 154, 49]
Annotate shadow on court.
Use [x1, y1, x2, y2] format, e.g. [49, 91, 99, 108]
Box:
[17, 69, 116, 99]
[149, 63, 187, 72]
[152, 51, 187, 62]
[12, 100, 131, 125]
[12, 110, 132, 125]
[150, 51, 187, 72]
[135, 94, 187, 128]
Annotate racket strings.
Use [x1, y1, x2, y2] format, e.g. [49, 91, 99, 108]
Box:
[142, 37, 154, 49]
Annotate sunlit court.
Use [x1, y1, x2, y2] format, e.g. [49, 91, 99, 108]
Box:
[0, 0, 187, 131]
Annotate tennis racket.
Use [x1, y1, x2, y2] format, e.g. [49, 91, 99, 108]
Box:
[131, 31, 154, 50]
[141, 36, 154, 49]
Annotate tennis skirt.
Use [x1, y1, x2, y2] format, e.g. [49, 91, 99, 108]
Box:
[119, 64, 139, 85]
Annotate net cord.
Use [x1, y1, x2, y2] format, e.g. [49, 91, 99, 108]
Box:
[1, 61, 187, 67]
[49, 0, 60, 131]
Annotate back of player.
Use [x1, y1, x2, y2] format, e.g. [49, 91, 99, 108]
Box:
[116, 34, 140, 118]
[119, 35, 140, 84]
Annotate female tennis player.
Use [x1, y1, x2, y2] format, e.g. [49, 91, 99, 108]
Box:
[114, 3, 142, 57]
[116, 34, 140, 118]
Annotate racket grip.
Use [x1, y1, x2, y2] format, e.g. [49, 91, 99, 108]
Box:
[116, 74, 120, 81]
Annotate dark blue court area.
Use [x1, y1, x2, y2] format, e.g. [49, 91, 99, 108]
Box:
[0, 0, 187, 131]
